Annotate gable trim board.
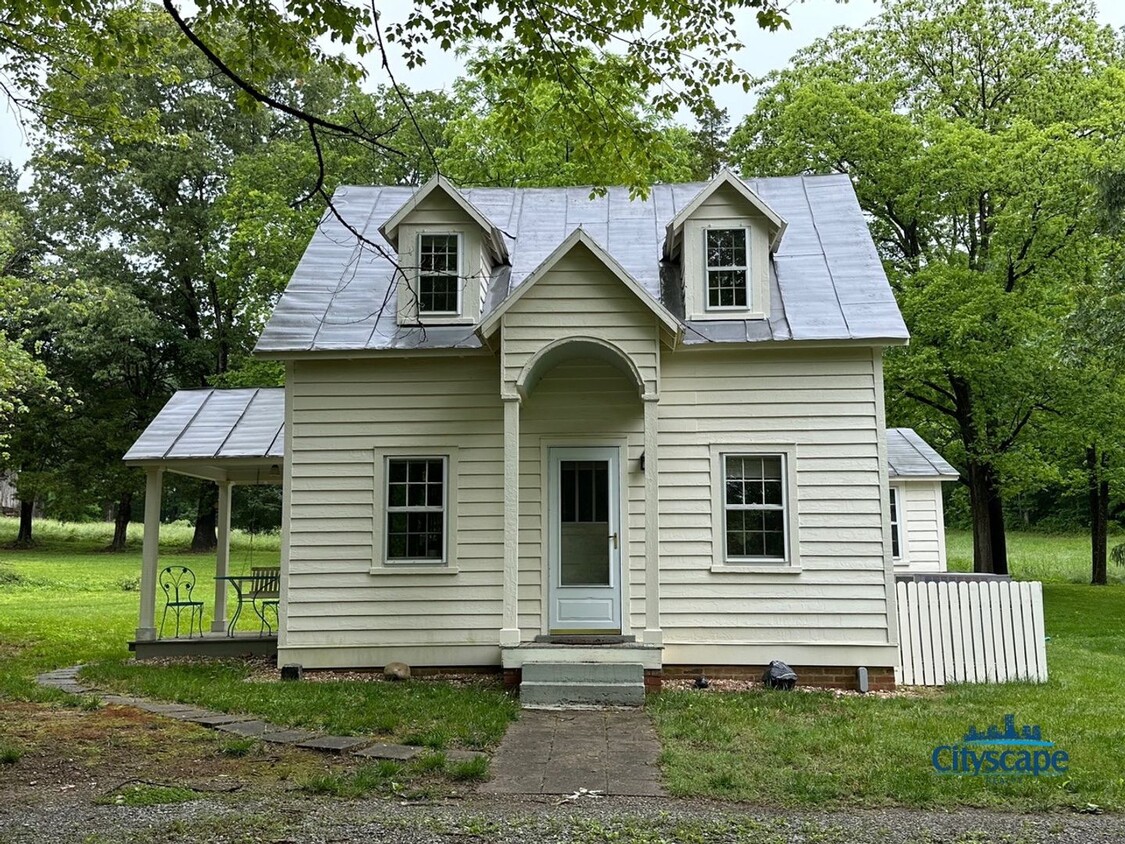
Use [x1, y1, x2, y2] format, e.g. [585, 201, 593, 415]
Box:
[663, 169, 788, 257]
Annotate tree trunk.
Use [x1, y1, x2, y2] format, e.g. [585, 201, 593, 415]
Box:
[191, 482, 218, 552]
[109, 491, 133, 552]
[965, 458, 1008, 574]
[1088, 445, 1109, 586]
[15, 498, 33, 545]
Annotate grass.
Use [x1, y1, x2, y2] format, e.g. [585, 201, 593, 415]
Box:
[946, 528, 1125, 584]
[96, 783, 200, 807]
[82, 659, 516, 749]
[652, 532, 1125, 810]
[0, 516, 279, 701]
[6, 515, 1125, 811]
[0, 515, 517, 751]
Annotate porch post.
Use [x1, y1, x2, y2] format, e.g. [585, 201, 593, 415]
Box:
[642, 396, 662, 646]
[136, 467, 163, 642]
[211, 479, 233, 633]
[500, 396, 521, 646]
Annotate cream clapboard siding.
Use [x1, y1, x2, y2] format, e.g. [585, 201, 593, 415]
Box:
[280, 354, 506, 668]
[658, 346, 897, 667]
[895, 481, 948, 572]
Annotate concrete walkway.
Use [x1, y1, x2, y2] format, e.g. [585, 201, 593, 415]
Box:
[482, 709, 664, 797]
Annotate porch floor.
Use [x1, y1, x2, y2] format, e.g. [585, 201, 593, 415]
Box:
[128, 631, 278, 660]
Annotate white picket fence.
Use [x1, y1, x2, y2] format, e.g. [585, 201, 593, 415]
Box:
[895, 580, 1047, 686]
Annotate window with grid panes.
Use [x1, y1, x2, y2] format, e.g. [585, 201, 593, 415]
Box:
[722, 454, 786, 561]
[705, 228, 750, 309]
[385, 457, 446, 563]
[417, 233, 460, 314]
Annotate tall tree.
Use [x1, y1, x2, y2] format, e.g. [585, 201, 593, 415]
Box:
[730, 0, 1125, 574]
[441, 50, 697, 190]
[690, 100, 732, 179]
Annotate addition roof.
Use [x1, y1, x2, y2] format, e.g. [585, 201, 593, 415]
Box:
[255, 173, 909, 355]
[886, 428, 960, 480]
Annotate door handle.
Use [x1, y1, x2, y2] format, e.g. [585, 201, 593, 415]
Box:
[609, 532, 618, 550]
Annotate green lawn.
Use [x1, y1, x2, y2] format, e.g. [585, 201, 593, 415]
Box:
[652, 530, 1125, 810]
[5, 517, 1125, 808]
[0, 516, 516, 750]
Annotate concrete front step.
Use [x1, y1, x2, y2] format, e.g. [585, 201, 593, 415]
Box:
[520, 661, 645, 708]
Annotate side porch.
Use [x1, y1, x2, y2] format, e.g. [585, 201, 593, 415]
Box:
[123, 387, 287, 660]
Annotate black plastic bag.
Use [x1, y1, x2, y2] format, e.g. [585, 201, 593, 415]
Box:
[762, 660, 797, 690]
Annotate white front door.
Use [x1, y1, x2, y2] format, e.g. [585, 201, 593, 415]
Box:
[548, 447, 622, 633]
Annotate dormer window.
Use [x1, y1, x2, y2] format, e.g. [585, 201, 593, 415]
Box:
[662, 171, 786, 323]
[705, 228, 750, 310]
[417, 233, 461, 315]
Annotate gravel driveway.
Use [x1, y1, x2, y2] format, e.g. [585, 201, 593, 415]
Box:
[3, 792, 1124, 844]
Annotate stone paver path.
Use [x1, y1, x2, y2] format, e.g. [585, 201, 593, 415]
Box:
[34, 666, 486, 765]
[482, 709, 664, 797]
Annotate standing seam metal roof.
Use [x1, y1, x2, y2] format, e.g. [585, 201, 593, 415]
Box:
[123, 388, 284, 462]
[254, 174, 908, 354]
[886, 428, 959, 479]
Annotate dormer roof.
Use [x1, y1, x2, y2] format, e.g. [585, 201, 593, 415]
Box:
[378, 174, 509, 264]
[478, 228, 682, 347]
[663, 169, 787, 259]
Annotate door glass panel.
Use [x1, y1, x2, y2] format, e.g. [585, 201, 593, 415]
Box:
[560, 460, 610, 586]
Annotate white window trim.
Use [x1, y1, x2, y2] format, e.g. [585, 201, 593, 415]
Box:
[709, 444, 801, 572]
[889, 484, 909, 565]
[703, 226, 752, 312]
[371, 447, 459, 574]
[682, 218, 768, 321]
[415, 231, 463, 318]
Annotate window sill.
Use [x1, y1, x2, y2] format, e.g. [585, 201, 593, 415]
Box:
[370, 565, 459, 576]
[689, 310, 768, 321]
[710, 563, 801, 574]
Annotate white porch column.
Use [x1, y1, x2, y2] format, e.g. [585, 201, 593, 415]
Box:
[211, 480, 233, 633]
[643, 396, 662, 646]
[136, 467, 163, 642]
[500, 396, 521, 646]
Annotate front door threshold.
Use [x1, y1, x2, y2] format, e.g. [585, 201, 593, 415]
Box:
[534, 634, 636, 645]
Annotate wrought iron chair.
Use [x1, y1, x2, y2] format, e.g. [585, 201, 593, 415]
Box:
[159, 565, 204, 639]
[249, 566, 281, 636]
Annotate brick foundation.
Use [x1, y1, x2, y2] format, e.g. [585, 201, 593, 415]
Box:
[306, 663, 894, 693]
[662, 664, 896, 692]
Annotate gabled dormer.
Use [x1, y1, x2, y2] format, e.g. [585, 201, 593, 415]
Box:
[379, 176, 509, 326]
[663, 170, 786, 322]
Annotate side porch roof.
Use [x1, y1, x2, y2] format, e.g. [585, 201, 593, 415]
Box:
[123, 388, 284, 484]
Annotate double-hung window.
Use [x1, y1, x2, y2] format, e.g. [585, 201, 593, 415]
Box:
[385, 457, 447, 564]
[889, 486, 903, 560]
[722, 453, 787, 562]
[417, 233, 460, 315]
[705, 228, 750, 310]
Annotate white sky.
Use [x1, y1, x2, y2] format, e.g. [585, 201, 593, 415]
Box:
[2, 0, 1124, 169]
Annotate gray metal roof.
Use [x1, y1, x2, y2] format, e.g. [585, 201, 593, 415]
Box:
[123, 388, 284, 462]
[887, 428, 959, 480]
[255, 174, 909, 354]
